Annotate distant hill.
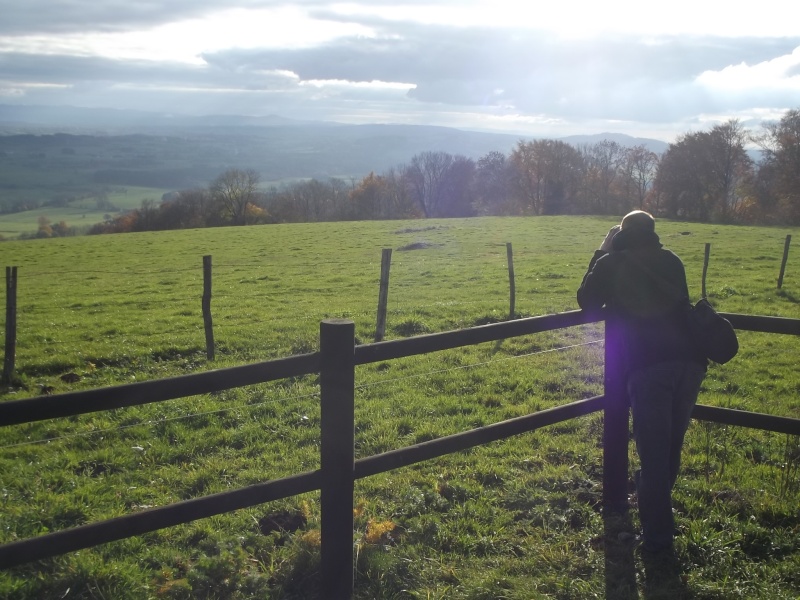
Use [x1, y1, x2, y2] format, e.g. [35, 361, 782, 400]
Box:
[0, 105, 531, 188]
[0, 104, 671, 207]
[559, 132, 669, 155]
[0, 104, 317, 133]
[0, 104, 669, 160]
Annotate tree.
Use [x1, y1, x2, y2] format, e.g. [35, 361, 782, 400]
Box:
[511, 140, 584, 215]
[404, 151, 455, 218]
[437, 155, 476, 217]
[620, 145, 659, 211]
[706, 119, 753, 221]
[754, 108, 800, 224]
[138, 199, 158, 231]
[474, 151, 516, 215]
[36, 215, 53, 238]
[51, 221, 72, 237]
[654, 120, 753, 222]
[158, 188, 213, 229]
[209, 168, 261, 225]
[579, 140, 625, 214]
[350, 172, 388, 220]
[382, 167, 420, 219]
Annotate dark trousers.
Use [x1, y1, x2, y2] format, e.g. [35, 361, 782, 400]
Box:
[628, 360, 706, 551]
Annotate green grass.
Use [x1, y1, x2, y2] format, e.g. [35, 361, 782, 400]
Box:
[0, 217, 798, 599]
[0, 186, 168, 237]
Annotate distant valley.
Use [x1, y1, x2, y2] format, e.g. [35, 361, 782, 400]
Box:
[0, 103, 669, 226]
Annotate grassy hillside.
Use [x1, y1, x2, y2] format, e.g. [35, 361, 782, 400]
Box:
[0, 217, 798, 599]
[0, 186, 168, 238]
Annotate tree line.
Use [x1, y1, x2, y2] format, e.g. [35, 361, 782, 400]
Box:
[88, 108, 800, 234]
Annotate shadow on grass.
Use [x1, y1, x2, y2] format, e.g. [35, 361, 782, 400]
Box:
[603, 510, 695, 600]
[776, 288, 799, 303]
[602, 511, 639, 599]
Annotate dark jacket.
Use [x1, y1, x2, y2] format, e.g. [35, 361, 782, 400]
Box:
[577, 227, 706, 372]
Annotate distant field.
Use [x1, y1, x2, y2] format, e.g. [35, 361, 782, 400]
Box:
[0, 186, 168, 237]
[0, 217, 798, 599]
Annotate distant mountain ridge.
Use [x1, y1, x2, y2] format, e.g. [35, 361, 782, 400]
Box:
[0, 104, 670, 190]
[559, 132, 669, 154]
[0, 103, 669, 151]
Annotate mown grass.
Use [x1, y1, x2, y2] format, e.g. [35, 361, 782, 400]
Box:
[0, 216, 798, 599]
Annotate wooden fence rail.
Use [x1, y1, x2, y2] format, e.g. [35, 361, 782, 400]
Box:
[1, 310, 799, 599]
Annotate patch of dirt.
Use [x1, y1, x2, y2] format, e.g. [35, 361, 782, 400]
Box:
[394, 226, 444, 234]
[258, 511, 307, 537]
[397, 241, 441, 251]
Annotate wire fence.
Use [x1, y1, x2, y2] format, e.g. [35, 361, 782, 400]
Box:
[2, 245, 588, 383]
[0, 337, 605, 455]
[1, 227, 793, 390]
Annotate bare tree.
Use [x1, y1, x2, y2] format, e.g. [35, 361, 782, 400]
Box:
[404, 151, 455, 218]
[511, 139, 583, 215]
[474, 151, 516, 215]
[621, 145, 659, 210]
[753, 109, 800, 224]
[707, 119, 752, 221]
[209, 168, 261, 225]
[580, 140, 624, 214]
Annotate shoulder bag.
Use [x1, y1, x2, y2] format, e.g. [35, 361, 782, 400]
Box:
[686, 297, 739, 364]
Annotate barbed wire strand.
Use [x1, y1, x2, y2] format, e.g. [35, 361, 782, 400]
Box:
[7, 250, 553, 280]
[354, 340, 603, 392]
[0, 389, 321, 451]
[13, 320, 597, 353]
[1, 339, 603, 450]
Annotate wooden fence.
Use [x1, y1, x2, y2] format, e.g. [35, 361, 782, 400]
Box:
[1, 309, 799, 599]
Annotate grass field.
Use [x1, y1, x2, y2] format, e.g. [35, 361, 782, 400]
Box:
[0, 186, 168, 238]
[0, 216, 798, 599]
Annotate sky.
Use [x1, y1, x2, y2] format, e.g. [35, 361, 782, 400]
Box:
[1, 0, 799, 142]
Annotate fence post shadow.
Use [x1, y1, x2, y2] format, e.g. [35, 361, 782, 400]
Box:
[603, 511, 639, 599]
[602, 317, 638, 598]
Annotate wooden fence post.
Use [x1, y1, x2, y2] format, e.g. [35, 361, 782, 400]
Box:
[701, 243, 711, 299]
[778, 234, 791, 289]
[202, 255, 215, 361]
[320, 319, 355, 600]
[507, 243, 516, 319]
[602, 318, 629, 513]
[375, 249, 392, 342]
[2, 266, 18, 385]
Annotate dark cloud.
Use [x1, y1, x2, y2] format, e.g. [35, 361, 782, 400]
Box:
[0, 0, 434, 35]
[0, 0, 217, 34]
[0, 51, 297, 91]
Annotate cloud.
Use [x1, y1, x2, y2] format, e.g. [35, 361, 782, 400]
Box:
[1, 1, 799, 140]
[200, 22, 800, 122]
[0, 0, 219, 35]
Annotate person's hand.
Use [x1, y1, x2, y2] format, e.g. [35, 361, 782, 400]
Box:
[599, 225, 621, 252]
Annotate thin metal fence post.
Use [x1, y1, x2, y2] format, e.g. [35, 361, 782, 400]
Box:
[320, 319, 355, 599]
[603, 318, 629, 513]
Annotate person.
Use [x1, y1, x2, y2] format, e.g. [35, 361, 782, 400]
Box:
[577, 210, 707, 554]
